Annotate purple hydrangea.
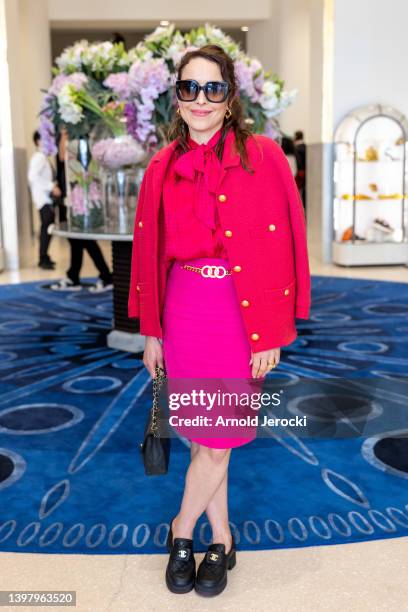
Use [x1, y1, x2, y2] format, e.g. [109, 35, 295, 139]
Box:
[39, 94, 57, 156]
[124, 102, 138, 139]
[49, 73, 88, 96]
[103, 72, 131, 99]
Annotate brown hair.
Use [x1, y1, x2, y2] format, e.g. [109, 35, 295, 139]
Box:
[167, 44, 257, 173]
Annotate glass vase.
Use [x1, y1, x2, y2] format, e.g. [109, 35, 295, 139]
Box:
[65, 137, 105, 232]
[101, 164, 145, 234]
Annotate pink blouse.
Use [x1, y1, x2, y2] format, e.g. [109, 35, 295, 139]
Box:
[162, 126, 229, 264]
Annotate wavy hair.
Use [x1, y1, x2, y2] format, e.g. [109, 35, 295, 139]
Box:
[167, 44, 257, 173]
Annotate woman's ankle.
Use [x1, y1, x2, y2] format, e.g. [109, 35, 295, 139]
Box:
[172, 514, 195, 540]
[211, 528, 233, 553]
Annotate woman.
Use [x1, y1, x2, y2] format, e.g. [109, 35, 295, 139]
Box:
[128, 45, 311, 597]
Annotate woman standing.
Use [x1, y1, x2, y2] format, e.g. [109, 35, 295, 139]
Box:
[128, 45, 311, 597]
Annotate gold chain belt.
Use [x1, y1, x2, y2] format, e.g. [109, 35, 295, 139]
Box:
[180, 264, 233, 278]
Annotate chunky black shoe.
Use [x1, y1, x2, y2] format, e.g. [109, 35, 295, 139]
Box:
[165, 518, 196, 594]
[195, 536, 236, 597]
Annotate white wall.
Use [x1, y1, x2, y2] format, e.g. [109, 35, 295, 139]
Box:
[247, 0, 311, 141]
[20, 0, 52, 161]
[332, 0, 408, 130]
[48, 0, 270, 25]
[274, 0, 311, 139]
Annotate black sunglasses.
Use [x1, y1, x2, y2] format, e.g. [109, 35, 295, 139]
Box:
[175, 79, 229, 103]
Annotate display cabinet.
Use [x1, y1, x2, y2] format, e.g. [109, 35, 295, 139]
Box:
[332, 104, 408, 266]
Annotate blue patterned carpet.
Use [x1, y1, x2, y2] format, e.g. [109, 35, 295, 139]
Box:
[0, 275, 407, 554]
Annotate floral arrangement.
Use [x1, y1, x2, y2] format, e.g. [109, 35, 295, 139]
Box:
[39, 23, 297, 158]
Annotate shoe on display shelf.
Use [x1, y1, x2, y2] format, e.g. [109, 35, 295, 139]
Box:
[373, 218, 394, 234]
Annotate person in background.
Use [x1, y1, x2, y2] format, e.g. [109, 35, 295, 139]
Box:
[111, 32, 126, 48]
[281, 135, 298, 177]
[27, 130, 61, 270]
[294, 130, 307, 211]
[50, 127, 114, 293]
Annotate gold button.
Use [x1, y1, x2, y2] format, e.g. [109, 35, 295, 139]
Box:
[224, 230, 232, 238]
[138, 221, 143, 228]
[233, 265, 242, 272]
[269, 224, 276, 231]
[136, 285, 141, 292]
[241, 300, 250, 307]
[284, 289, 290, 295]
[218, 194, 227, 202]
[251, 333, 260, 341]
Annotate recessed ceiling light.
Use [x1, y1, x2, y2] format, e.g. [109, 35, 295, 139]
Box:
[241, 26, 249, 32]
[160, 20, 169, 26]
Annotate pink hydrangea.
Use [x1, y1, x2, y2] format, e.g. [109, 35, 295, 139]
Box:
[103, 73, 131, 99]
[70, 184, 85, 215]
[91, 136, 145, 169]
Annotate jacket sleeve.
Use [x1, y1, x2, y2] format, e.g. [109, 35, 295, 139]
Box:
[270, 140, 311, 319]
[128, 168, 148, 319]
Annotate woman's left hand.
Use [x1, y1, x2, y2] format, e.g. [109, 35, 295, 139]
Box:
[249, 347, 281, 378]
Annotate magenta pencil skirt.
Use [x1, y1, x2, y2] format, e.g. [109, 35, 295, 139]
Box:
[162, 257, 260, 449]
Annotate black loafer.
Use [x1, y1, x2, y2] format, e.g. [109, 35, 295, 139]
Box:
[165, 518, 196, 594]
[195, 536, 236, 597]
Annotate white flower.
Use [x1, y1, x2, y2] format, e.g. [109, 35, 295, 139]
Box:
[56, 39, 88, 71]
[57, 84, 83, 124]
[206, 25, 224, 40]
[166, 42, 186, 65]
[262, 80, 279, 96]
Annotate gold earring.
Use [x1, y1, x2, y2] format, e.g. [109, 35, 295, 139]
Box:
[225, 107, 232, 119]
[176, 107, 181, 115]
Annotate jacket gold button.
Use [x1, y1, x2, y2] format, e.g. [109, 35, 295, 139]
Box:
[218, 194, 227, 202]
[269, 224, 276, 231]
[136, 285, 141, 292]
[251, 333, 260, 341]
[224, 230, 233, 238]
[233, 265, 242, 272]
[284, 289, 290, 295]
[138, 221, 143, 228]
[241, 299, 250, 307]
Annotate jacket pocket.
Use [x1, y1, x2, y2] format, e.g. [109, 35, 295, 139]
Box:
[264, 277, 296, 303]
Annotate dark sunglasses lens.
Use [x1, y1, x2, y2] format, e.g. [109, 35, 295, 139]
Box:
[176, 81, 198, 101]
[205, 82, 228, 102]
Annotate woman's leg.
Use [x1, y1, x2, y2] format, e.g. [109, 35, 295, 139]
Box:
[171, 443, 231, 544]
[189, 442, 232, 552]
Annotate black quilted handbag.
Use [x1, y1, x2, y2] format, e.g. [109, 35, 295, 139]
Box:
[140, 365, 170, 475]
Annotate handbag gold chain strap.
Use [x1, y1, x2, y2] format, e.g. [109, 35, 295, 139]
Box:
[151, 366, 166, 437]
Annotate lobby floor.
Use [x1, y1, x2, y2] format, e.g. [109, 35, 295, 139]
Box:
[0, 236, 407, 611]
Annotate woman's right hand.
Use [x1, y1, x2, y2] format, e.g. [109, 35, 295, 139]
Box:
[143, 336, 164, 378]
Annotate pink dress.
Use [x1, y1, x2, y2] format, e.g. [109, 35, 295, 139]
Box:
[161, 128, 261, 449]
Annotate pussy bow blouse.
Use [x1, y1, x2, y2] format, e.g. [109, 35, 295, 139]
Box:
[162, 126, 229, 263]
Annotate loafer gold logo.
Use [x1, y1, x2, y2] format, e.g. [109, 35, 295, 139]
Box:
[209, 552, 219, 561]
